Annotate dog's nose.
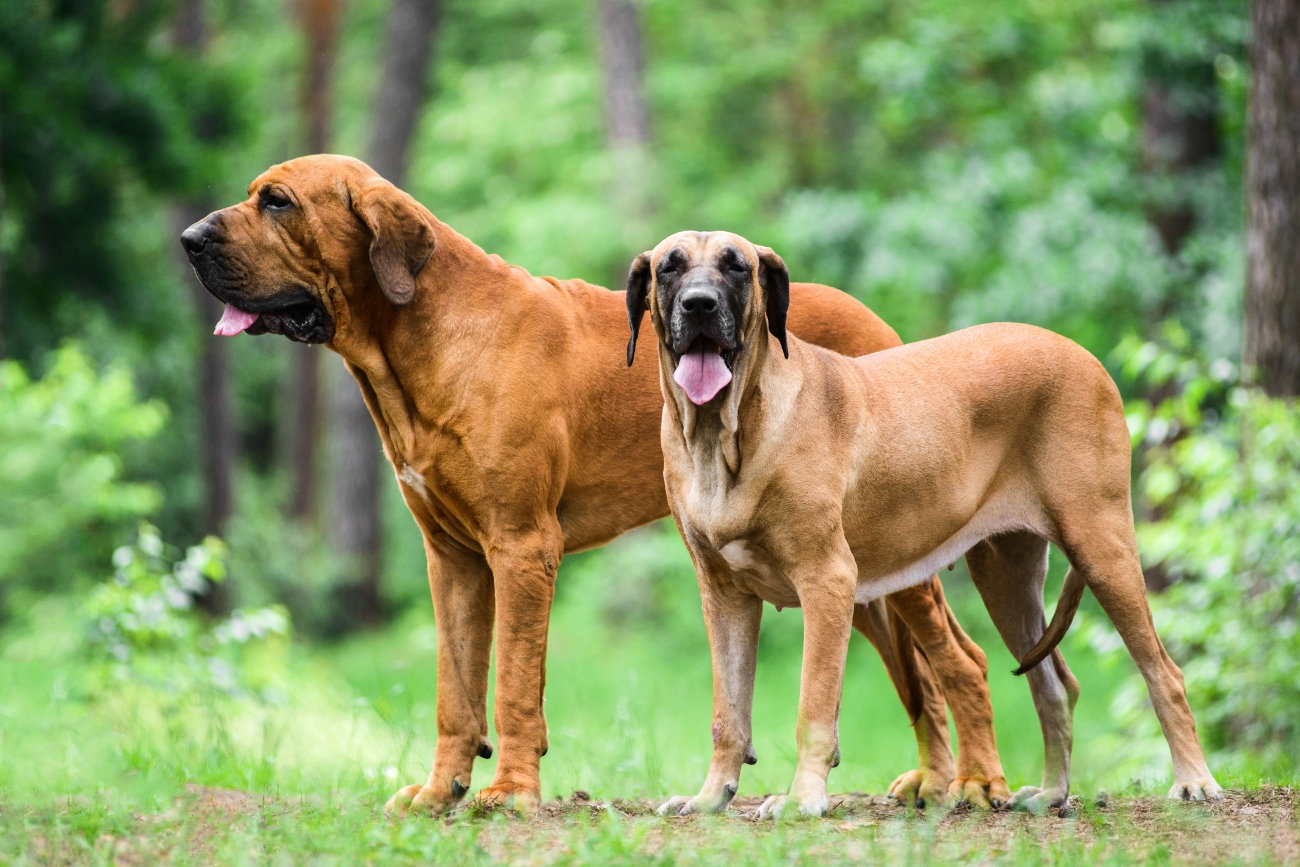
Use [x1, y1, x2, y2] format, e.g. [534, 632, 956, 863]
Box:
[679, 288, 719, 316]
[180, 220, 211, 256]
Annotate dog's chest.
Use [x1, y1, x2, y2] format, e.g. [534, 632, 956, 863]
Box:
[683, 497, 799, 607]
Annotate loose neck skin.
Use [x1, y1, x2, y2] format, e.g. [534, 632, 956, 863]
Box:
[661, 316, 794, 482]
[324, 212, 528, 468]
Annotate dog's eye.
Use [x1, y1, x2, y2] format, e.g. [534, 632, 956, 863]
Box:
[726, 261, 749, 275]
[261, 189, 292, 211]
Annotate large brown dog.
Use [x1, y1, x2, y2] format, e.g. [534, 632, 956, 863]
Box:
[180, 155, 1005, 814]
[629, 230, 1223, 817]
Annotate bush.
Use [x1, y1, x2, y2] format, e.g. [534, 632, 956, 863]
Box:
[1089, 327, 1300, 768]
[84, 522, 291, 700]
[0, 345, 164, 618]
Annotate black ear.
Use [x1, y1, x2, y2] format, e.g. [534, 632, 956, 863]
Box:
[353, 179, 436, 306]
[756, 246, 789, 358]
[625, 251, 653, 366]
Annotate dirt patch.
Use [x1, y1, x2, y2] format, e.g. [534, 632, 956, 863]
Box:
[8, 786, 1296, 866]
[475, 787, 1300, 865]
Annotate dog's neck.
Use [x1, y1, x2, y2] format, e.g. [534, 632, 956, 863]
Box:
[662, 326, 798, 481]
[325, 215, 536, 467]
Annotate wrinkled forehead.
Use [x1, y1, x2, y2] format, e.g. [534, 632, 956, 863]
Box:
[244, 155, 371, 200]
[652, 231, 756, 269]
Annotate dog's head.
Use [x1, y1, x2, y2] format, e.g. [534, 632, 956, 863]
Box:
[625, 231, 789, 406]
[180, 154, 435, 344]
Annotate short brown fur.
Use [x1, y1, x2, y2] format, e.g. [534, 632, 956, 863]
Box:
[183, 156, 1004, 815]
[635, 231, 1222, 817]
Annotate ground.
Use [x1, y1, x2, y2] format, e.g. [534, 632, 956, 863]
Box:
[4, 787, 1296, 866]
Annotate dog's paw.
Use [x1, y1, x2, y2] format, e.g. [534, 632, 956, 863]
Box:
[1167, 779, 1224, 801]
[1008, 785, 1067, 814]
[384, 784, 426, 818]
[948, 775, 1011, 810]
[887, 769, 948, 809]
[656, 785, 736, 817]
[474, 783, 541, 818]
[384, 780, 469, 818]
[755, 792, 828, 820]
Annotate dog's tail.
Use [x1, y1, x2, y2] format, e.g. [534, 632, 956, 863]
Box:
[1012, 566, 1087, 676]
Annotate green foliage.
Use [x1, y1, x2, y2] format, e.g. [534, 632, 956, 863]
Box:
[0, 345, 164, 615]
[0, 0, 246, 359]
[385, 0, 1249, 361]
[84, 522, 290, 701]
[1090, 328, 1300, 765]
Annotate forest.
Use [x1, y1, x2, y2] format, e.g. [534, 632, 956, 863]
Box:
[1, 0, 1297, 863]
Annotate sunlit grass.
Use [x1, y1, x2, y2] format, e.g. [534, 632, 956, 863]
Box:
[1, 527, 1295, 864]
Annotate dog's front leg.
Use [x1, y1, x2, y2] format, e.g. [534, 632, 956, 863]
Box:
[386, 537, 495, 817]
[758, 556, 857, 820]
[474, 528, 563, 816]
[658, 584, 763, 816]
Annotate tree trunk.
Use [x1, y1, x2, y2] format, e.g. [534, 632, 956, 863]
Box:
[1244, 0, 1300, 397]
[328, 363, 386, 626]
[174, 0, 235, 613]
[597, 0, 650, 150]
[0, 112, 7, 359]
[289, 0, 343, 523]
[367, 0, 442, 181]
[1136, 0, 1222, 592]
[596, 0, 653, 227]
[327, 0, 442, 628]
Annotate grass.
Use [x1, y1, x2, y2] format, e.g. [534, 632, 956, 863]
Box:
[1, 524, 1296, 864]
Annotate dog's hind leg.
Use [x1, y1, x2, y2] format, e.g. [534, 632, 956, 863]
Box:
[965, 532, 1078, 812]
[1058, 517, 1222, 801]
[386, 537, 496, 817]
[853, 597, 956, 808]
[886, 578, 1010, 809]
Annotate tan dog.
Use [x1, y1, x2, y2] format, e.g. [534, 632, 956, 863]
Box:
[180, 155, 1004, 815]
[628, 230, 1223, 817]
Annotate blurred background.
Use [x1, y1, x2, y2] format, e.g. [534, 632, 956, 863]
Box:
[1, 0, 1297, 807]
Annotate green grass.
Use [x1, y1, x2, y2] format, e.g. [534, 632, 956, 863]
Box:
[1, 526, 1296, 864]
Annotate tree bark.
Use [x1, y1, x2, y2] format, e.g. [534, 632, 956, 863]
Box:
[1140, 0, 1221, 257]
[1244, 0, 1300, 397]
[0, 112, 7, 359]
[596, 0, 653, 224]
[289, 0, 343, 523]
[366, 0, 442, 181]
[174, 0, 235, 613]
[327, 0, 442, 628]
[1136, 0, 1222, 592]
[597, 0, 651, 150]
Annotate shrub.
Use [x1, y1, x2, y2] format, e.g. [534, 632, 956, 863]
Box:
[0, 345, 164, 618]
[84, 522, 290, 700]
[1089, 327, 1300, 768]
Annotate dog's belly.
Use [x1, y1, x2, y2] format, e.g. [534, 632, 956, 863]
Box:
[851, 489, 1048, 604]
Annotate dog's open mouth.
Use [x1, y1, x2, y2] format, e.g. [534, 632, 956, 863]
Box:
[212, 297, 333, 344]
[674, 337, 733, 405]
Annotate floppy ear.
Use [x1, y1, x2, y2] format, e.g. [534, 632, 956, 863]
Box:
[352, 180, 436, 306]
[756, 246, 789, 359]
[625, 251, 653, 366]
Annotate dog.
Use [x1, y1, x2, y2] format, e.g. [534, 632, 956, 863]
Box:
[180, 155, 1005, 815]
[627, 230, 1223, 818]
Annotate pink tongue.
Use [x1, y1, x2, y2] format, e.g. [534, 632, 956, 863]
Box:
[213, 304, 259, 336]
[674, 341, 733, 405]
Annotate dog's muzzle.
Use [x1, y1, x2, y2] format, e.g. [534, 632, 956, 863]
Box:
[181, 217, 335, 345]
[670, 285, 738, 405]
